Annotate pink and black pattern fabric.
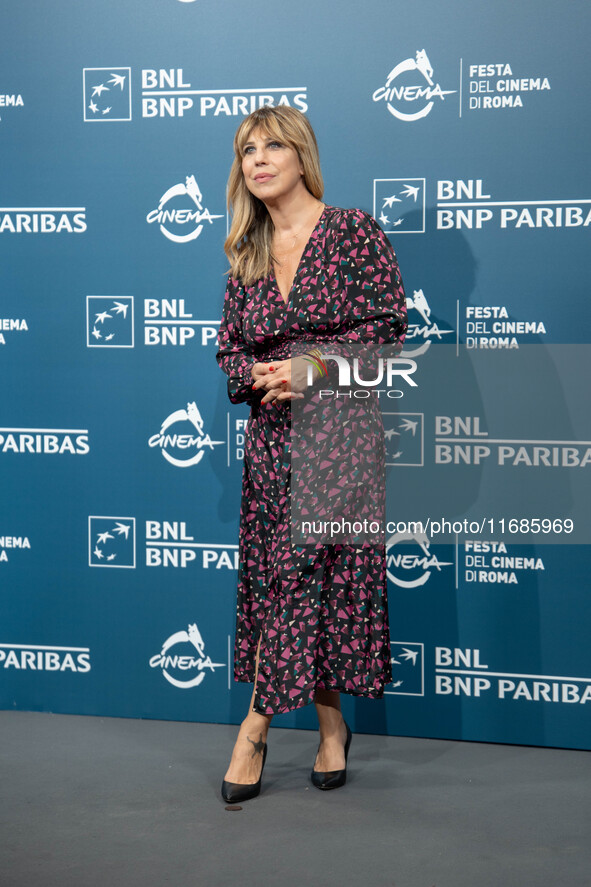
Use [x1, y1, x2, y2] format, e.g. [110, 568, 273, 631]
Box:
[216, 206, 407, 714]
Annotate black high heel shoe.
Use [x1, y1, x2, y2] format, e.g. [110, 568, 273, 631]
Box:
[221, 742, 268, 803]
[311, 720, 352, 790]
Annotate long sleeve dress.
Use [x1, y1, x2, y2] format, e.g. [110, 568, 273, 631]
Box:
[216, 205, 407, 715]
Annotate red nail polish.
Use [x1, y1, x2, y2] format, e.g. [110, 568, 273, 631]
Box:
[269, 366, 274, 371]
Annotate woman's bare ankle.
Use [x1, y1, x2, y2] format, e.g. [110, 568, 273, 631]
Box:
[314, 693, 345, 741]
[242, 710, 272, 739]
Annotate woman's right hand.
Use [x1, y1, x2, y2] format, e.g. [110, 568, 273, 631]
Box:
[251, 360, 305, 404]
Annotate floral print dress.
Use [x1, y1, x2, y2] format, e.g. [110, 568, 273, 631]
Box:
[216, 206, 407, 714]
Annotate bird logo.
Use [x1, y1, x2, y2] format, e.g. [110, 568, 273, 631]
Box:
[89, 517, 135, 567]
[87, 297, 134, 348]
[83, 68, 131, 122]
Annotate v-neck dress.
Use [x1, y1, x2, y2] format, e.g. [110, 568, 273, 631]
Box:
[216, 205, 407, 714]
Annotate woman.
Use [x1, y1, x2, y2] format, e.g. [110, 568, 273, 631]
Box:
[216, 106, 407, 802]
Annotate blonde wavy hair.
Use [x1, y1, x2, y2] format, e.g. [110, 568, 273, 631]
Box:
[224, 106, 324, 286]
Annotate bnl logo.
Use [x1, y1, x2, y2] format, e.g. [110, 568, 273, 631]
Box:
[86, 297, 134, 347]
[383, 413, 424, 466]
[89, 517, 136, 567]
[83, 68, 132, 122]
[373, 178, 426, 233]
[385, 642, 424, 695]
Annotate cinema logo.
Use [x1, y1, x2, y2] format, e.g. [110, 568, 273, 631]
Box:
[0, 206, 86, 234]
[0, 641, 91, 673]
[0, 427, 89, 455]
[373, 50, 456, 121]
[145, 521, 238, 569]
[149, 622, 224, 689]
[402, 289, 454, 357]
[465, 62, 550, 112]
[463, 541, 545, 587]
[0, 92, 24, 123]
[148, 401, 224, 467]
[234, 418, 247, 461]
[0, 535, 31, 564]
[435, 646, 591, 705]
[146, 175, 223, 244]
[437, 179, 591, 230]
[0, 318, 28, 346]
[464, 305, 547, 351]
[141, 68, 307, 118]
[386, 530, 452, 588]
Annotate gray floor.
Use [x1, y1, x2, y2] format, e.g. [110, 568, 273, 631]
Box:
[1, 711, 589, 887]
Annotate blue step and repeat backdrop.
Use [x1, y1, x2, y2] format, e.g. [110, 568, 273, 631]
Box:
[1, 0, 590, 750]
